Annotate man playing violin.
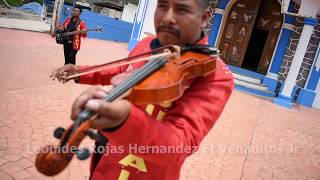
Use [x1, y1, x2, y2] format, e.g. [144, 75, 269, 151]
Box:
[50, 0, 234, 179]
[58, 5, 87, 65]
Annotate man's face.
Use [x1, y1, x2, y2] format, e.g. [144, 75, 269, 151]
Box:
[72, 8, 81, 17]
[154, 0, 208, 45]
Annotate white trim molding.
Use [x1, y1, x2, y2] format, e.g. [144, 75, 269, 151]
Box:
[282, 23, 296, 31]
[266, 72, 279, 80]
[214, 8, 225, 15]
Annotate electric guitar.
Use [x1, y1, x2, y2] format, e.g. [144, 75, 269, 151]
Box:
[55, 26, 103, 44]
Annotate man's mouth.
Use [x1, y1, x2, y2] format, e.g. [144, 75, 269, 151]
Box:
[157, 26, 180, 37]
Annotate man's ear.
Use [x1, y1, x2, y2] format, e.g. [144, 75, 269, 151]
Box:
[201, 10, 211, 28]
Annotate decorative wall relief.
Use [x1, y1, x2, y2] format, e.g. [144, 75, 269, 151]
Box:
[236, 27, 246, 42]
[225, 24, 235, 39]
[230, 11, 238, 20]
[221, 43, 229, 59]
[243, 13, 253, 23]
[236, 3, 246, 8]
[260, 18, 270, 27]
[230, 46, 240, 62]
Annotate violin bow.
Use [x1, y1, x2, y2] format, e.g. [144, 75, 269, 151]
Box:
[63, 45, 176, 81]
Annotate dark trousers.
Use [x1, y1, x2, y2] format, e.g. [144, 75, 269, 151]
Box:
[63, 43, 78, 65]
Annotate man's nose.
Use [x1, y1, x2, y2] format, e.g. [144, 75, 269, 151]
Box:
[162, 9, 176, 24]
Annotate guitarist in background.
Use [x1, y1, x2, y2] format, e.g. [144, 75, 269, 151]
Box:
[58, 5, 87, 65]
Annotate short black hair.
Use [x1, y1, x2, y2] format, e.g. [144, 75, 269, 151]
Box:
[74, 5, 82, 13]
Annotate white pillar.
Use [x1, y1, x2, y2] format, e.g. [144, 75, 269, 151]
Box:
[139, 0, 157, 39]
[41, 4, 46, 20]
[50, 0, 64, 36]
[281, 18, 318, 97]
[128, 0, 157, 50]
[313, 79, 320, 109]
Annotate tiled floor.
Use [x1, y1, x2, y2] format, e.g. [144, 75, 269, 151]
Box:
[0, 28, 320, 180]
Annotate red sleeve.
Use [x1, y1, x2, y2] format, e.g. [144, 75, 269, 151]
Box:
[78, 65, 123, 85]
[101, 57, 234, 164]
[77, 36, 155, 85]
[80, 21, 87, 38]
[63, 17, 70, 28]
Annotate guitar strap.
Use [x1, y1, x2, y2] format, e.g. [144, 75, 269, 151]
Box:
[76, 19, 81, 30]
[66, 19, 81, 43]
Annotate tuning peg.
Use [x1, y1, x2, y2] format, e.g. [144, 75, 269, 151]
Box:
[53, 127, 65, 139]
[85, 130, 108, 145]
[76, 148, 90, 160]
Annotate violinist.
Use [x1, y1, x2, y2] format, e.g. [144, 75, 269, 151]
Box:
[50, 0, 234, 179]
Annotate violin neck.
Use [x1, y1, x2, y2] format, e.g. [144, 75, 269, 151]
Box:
[77, 56, 168, 121]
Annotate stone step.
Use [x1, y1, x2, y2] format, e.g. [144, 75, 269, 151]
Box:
[234, 79, 276, 97]
[234, 79, 268, 92]
[232, 72, 262, 85]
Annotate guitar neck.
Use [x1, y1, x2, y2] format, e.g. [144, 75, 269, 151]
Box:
[64, 28, 96, 36]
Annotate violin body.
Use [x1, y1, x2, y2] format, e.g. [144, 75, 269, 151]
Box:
[126, 51, 217, 105]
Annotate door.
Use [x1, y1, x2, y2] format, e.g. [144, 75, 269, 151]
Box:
[255, 0, 283, 74]
[219, 0, 283, 75]
[241, 29, 269, 71]
[219, 0, 262, 67]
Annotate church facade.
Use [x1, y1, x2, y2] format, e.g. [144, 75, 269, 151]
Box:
[128, 0, 320, 109]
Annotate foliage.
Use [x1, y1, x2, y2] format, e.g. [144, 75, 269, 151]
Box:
[129, 0, 138, 5]
[0, 0, 24, 7]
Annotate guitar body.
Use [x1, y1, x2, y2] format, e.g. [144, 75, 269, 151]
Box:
[55, 29, 67, 44]
[55, 26, 103, 45]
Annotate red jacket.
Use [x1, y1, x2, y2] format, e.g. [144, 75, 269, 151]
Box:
[63, 17, 87, 50]
[78, 36, 234, 180]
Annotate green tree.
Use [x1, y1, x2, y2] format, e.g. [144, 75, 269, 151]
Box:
[129, 0, 138, 5]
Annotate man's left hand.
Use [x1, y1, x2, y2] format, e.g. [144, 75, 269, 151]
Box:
[71, 86, 132, 130]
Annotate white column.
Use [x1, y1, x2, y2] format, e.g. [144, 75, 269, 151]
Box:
[280, 18, 317, 97]
[128, 0, 157, 50]
[41, 4, 46, 20]
[138, 0, 157, 39]
[313, 79, 320, 109]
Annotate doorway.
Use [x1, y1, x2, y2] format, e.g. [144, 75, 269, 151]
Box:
[241, 29, 269, 71]
[218, 0, 283, 75]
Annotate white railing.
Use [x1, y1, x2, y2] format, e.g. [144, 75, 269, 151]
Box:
[280, 0, 316, 19]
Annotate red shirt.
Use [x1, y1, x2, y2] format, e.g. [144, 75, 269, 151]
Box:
[63, 17, 87, 50]
[78, 36, 234, 180]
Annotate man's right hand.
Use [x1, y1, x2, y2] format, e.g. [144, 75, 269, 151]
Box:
[50, 64, 79, 83]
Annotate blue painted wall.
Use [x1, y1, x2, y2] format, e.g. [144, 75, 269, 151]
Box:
[306, 66, 320, 91]
[60, 5, 133, 43]
[269, 29, 293, 74]
[208, 13, 222, 46]
[218, 0, 230, 9]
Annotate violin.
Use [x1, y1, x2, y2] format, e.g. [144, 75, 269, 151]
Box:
[35, 44, 219, 176]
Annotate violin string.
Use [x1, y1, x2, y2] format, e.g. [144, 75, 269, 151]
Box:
[64, 45, 174, 79]
[69, 47, 177, 138]
[65, 52, 172, 80]
[75, 55, 168, 126]
[103, 56, 168, 102]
